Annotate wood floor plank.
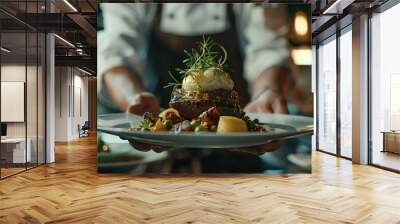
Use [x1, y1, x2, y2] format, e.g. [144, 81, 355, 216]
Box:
[0, 135, 400, 223]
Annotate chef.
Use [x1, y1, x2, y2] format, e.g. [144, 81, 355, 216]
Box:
[98, 3, 291, 116]
[97, 3, 294, 172]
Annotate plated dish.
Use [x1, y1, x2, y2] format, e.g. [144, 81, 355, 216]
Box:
[134, 37, 267, 134]
[98, 113, 313, 149]
[97, 37, 314, 149]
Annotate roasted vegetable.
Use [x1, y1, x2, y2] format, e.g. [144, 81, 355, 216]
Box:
[159, 108, 182, 124]
[143, 112, 159, 124]
[199, 106, 220, 126]
[151, 119, 167, 132]
[217, 116, 248, 133]
[135, 107, 267, 133]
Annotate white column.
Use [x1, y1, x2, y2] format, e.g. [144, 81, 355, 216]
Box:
[352, 14, 369, 164]
[46, 32, 55, 163]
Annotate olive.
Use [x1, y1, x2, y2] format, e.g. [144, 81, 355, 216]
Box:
[210, 125, 217, 132]
[195, 125, 207, 132]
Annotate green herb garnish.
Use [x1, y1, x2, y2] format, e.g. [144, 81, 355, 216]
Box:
[164, 36, 228, 89]
[138, 119, 153, 131]
[180, 36, 227, 74]
[164, 71, 183, 91]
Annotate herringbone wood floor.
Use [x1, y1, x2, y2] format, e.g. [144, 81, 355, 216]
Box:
[1, 135, 400, 224]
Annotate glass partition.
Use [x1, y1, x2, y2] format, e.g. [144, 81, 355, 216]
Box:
[0, 1, 46, 179]
[370, 3, 400, 171]
[1, 31, 28, 177]
[317, 36, 337, 154]
[339, 28, 352, 158]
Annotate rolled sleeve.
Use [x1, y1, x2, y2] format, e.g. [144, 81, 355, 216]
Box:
[98, 3, 156, 76]
[237, 5, 290, 82]
[97, 3, 156, 110]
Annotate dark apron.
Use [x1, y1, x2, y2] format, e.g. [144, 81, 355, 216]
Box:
[148, 4, 250, 108]
[147, 4, 262, 173]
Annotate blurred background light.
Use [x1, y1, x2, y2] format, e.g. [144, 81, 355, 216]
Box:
[292, 47, 312, 65]
[294, 11, 308, 36]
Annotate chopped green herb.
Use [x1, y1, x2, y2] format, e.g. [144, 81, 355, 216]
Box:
[138, 119, 153, 130]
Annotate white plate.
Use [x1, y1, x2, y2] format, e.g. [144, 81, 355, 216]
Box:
[97, 133, 168, 173]
[98, 142, 167, 168]
[98, 113, 313, 149]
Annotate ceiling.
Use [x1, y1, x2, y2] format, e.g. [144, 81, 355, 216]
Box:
[0, 0, 97, 74]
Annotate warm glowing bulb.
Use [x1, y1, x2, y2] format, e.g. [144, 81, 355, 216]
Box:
[292, 48, 312, 66]
[294, 12, 309, 36]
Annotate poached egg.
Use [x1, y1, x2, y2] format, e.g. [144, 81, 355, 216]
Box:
[182, 68, 234, 92]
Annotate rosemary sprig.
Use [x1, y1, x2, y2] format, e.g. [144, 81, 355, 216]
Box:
[164, 36, 228, 89]
[164, 71, 182, 91]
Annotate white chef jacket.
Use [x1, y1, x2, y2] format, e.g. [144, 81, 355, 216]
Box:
[98, 3, 289, 112]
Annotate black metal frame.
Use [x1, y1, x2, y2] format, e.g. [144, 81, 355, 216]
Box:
[315, 44, 319, 152]
[336, 20, 341, 158]
[0, 0, 47, 180]
[367, 10, 373, 166]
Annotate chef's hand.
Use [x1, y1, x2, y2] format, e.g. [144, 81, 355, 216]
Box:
[244, 89, 288, 114]
[128, 139, 167, 153]
[103, 67, 160, 115]
[126, 92, 160, 115]
[245, 66, 291, 114]
[127, 139, 281, 155]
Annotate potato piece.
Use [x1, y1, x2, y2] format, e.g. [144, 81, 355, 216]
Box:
[217, 116, 248, 133]
[159, 108, 180, 120]
[151, 119, 167, 132]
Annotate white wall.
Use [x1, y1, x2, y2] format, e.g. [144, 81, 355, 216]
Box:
[54, 67, 89, 141]
[54, 67, 69, 141]
[1, 64, 46, 164]
[1, 65, 38, 138]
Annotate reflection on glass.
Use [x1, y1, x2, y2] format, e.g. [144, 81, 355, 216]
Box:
[1, 31, 27, 177]
[371, 3, 400, 171]
[339, 30, 352, 158]
[317, 37, 337, 154]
